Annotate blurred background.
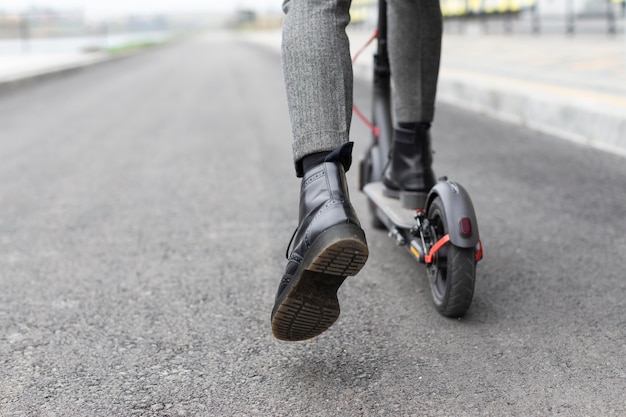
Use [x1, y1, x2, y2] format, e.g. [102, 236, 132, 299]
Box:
[353, 0, 625, 34]
[0, 0, 623, 55]
[0, 0, 282, 54]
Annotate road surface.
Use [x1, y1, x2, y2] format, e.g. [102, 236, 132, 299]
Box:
[1, 31, 625, 416]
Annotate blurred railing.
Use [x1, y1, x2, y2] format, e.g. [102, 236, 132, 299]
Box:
[350, 0, 625, 34]
[0, 10, 107, 53]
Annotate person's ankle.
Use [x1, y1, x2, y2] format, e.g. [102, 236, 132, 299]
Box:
[398, 121, 431, 132]
[301, 151, 330, 174]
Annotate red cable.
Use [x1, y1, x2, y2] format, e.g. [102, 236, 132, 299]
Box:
[425, 235, 450, 264]
[352, 29, 380, 138]
[353, 104, 380, 138]
[351, 28, 378, 65]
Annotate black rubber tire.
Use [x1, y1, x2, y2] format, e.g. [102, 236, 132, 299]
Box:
[426, 196, 475, 317]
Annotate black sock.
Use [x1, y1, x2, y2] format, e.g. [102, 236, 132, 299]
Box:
[301, 151, 331, 174]
[399, 121, 431, 131]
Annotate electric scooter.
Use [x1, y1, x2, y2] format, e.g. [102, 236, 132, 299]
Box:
[357, 0, 483, 317]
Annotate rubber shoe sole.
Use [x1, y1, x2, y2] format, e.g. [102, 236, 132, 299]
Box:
[271, 223, 368, 341]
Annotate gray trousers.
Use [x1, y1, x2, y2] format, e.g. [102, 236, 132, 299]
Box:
[282, 0, 442, 174]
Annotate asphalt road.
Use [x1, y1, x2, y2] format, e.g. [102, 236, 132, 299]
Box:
[1, 31, 625, 416]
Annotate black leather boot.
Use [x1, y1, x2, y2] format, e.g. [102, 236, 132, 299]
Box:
[271, 142, 369, 341]
[383, 124, 436, 209]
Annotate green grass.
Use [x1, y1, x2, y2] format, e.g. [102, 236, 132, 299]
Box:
[105, 41, 162, 55]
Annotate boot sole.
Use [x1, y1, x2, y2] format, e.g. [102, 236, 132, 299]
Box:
[271, 223, 368, 341]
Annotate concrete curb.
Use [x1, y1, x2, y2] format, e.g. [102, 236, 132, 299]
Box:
[436, 68, 626, 158]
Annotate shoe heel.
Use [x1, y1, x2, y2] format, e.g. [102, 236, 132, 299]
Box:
[306, 223, 369, 277]
[271, 272, 346, 341]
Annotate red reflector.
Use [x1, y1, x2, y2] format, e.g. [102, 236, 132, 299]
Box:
[460, 217, 472, 236]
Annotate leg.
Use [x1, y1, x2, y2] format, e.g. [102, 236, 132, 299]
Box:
[387, 0, 442, 124]
[383, 0, 442, 208]
[282, 0, 354, 176]
[272, 0, 368, 342]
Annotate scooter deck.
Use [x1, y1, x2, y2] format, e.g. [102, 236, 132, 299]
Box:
[363, 182, 417, 229]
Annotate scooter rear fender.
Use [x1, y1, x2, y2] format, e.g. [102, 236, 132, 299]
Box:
[426, 181, 480, 249]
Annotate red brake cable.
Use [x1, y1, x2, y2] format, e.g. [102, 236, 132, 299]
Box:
[424, 234, 450, 264]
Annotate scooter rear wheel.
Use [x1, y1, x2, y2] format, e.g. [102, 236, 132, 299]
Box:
[426, 196, 475, 317]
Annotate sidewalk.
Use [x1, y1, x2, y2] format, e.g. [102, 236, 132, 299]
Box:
[3, 29, 626, 157]
[349, 29, 626, 157]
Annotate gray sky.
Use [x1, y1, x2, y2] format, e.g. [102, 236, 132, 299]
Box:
[1, 0, 282, 19]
